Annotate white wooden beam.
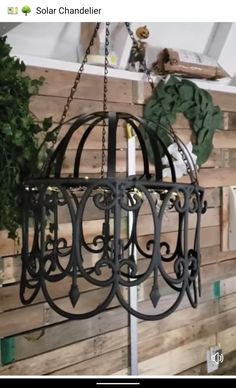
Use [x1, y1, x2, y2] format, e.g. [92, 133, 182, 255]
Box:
[111, 23, 133, 69]
[204, 22, 233, 60]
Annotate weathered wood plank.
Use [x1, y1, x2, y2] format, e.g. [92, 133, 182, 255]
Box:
[59, 167, 236, 188]
[221, 187, 229, 251]
[54, 124, 128, 150]
[50, 347, 129, 376]
[57, 148, 236, 175]
[161, 226, 220, 250]
[0, 289, 120, 338]
[30, 95, 142, 123]
[0, 270, 217, 339]
[203, 188, 220, 207]
[0, 288, 224, 371]
[179, 349, 236, 375]
[0, 267, 113, 311]
[181, 167, 236, 188]
[218, 325, 236, 355]
[221, 276, 236, 296]
[62, 149, 152, 174]
[218, 249, 236, 262]
[0, 326, 129, 375]
[61, 148, 225, 175]
[26, 66, 133, 104]
[219, 292, 236, 313]
[10, 297, 218, 363]
[0, 274, 232, 366]
[138, 335, 216, 375]
[138, 308, 236, 363]
[201, 259, 236, 286]
[12, 306, 128, 363]
[228, 112, 236, 129]
[139, 298, 218, 339]
[201, 245, 223, 265]
[212, 92, 236, 113]
[175, 129, 236, 149]
[0, 231, 19, 257]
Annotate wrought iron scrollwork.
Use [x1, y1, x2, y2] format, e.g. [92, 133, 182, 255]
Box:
[21, 112, 206, 320]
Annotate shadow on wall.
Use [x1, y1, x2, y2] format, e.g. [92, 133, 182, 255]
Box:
[0, 22, 21, 36]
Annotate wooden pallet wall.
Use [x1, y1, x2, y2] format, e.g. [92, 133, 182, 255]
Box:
[1, 67, 236, 375]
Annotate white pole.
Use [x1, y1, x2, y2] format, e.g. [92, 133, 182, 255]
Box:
[126, 124, 138, 376]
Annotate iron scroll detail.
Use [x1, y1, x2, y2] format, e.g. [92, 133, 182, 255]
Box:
[21, 111, 206, 320]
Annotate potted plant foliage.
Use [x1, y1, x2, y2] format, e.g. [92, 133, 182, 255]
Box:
[0, 36, 55, 239]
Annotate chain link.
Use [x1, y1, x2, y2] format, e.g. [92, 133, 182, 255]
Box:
[47, 22, 101, 153]
[125, 22, 154, 91]
[101, 22, 110, 178]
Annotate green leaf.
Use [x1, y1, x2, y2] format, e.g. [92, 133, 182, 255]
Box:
[45, 131, 57, 142]
[196, 127, 211, 145]
[185, 106, 198, 120]
[179, 101, 194, 112]
[179, 85, 194, 101]
[203, 112, 212, 128]
[212, 110, 223, 129]
[0, 36, 57, 238]
[42, 117, 53, 131]
[2, 123, 12, 135]
[194, 141, 213, 166]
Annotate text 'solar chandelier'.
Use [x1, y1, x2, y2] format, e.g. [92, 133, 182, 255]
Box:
[21, 23, 206, 320]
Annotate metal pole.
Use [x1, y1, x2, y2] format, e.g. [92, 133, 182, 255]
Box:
[126, 124, 138, 376]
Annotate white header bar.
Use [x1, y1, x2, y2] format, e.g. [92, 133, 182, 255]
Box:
[0, 0, 236, 22]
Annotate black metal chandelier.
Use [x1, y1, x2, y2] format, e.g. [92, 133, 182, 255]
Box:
[20, 23, 207, 320]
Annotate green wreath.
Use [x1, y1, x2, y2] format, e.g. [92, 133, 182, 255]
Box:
[144, 76, 223, 166]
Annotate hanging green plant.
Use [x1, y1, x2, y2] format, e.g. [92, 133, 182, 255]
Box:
[144, 76, 223, 166]
[0, 36, 56, 239]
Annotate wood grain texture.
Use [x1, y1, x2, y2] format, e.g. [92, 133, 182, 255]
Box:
[51, 347, 129, 376]
[0, 326, 129, 375]
[0, 289, 121, 338]
[221, 187, 229, 251]
[10, 307, 128, 363]
[30, 95, 142, 122]
[26, 66, 133, 104]
[138, 335, 216, 375]
[179, 349, 236, 375]
[138, 308, 236, 363]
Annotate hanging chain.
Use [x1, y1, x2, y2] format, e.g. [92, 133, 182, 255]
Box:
[101, 22, 110, 178]
[49, 23, 101, 151]
[125, 22, 154, 91]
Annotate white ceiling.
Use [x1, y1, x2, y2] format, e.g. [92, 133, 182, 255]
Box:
[4, 22, 236, 83]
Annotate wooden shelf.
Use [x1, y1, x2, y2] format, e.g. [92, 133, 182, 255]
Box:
[17, 53, 236, 94]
